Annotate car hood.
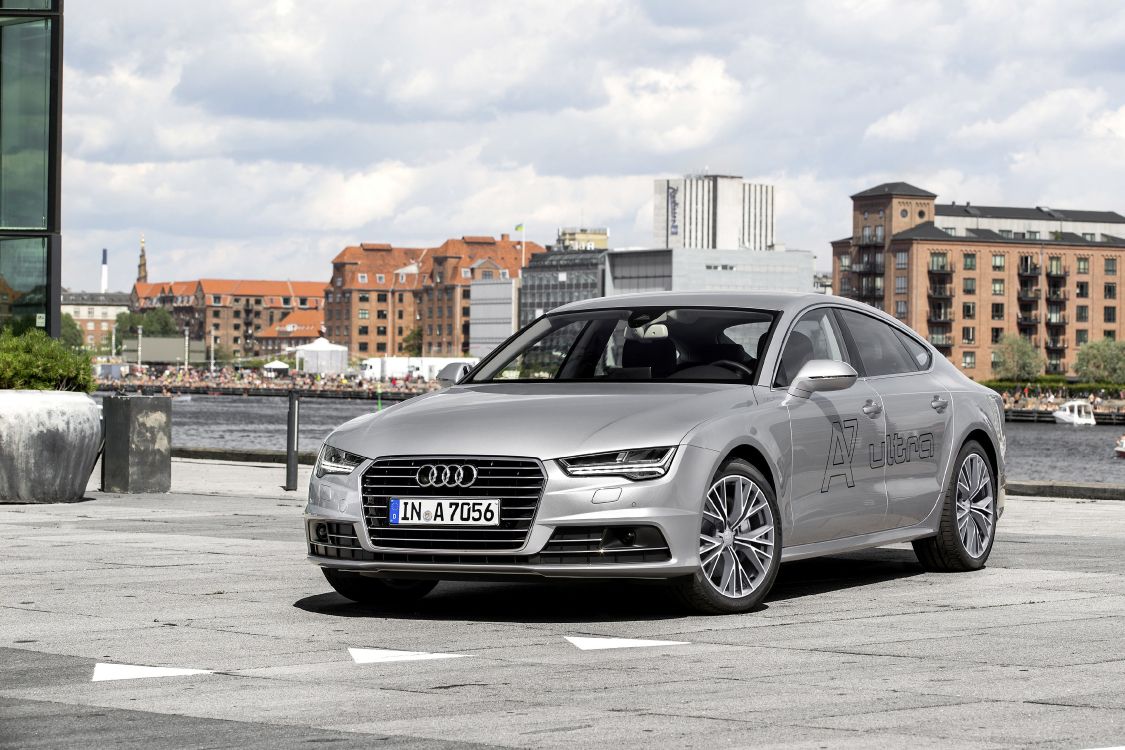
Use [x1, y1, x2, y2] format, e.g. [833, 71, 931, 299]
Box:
[325, 382, 758, 460]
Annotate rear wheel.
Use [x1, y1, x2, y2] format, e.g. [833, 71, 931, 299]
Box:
[912, 440, 997, 572]
[672, 459, 781, 615]
[322, 568, 437, 606]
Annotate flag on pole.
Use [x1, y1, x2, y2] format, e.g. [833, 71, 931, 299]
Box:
[514, 223, 524, 232]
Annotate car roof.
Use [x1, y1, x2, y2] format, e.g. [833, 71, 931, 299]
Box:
[551, 291, 863, 316]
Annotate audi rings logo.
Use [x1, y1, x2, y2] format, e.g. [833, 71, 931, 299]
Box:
[416, 463, 478, 488]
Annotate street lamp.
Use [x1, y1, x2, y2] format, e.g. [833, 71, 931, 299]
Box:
[137, 325, 143, 367]
[183, 326, 190, 371]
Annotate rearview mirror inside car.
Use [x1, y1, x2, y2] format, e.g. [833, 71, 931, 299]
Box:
[787, 359, 858, 399]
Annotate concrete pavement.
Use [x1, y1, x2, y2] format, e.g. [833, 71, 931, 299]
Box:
[0, 460, 1121, 748]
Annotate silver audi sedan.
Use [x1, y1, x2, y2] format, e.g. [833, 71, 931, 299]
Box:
[305, 292, 1005, 614]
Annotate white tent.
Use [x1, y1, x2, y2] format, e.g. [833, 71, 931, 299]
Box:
[262, 360, 290, 370]
[294, 338, 348, 375]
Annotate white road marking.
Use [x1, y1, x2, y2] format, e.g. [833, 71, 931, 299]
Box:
[92, 663, 211, 682]
[564, 636, 691, 651]
[348, 647, 467, 664]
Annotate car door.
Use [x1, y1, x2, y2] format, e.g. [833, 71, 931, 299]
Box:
[776, 307, 889, 547]
[835, 309, 954, 530]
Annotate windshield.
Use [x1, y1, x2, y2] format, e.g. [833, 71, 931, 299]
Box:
[469, 306, 777, 383]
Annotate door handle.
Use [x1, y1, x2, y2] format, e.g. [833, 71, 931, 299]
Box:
[931, 395, 949, 412]
[862, 401, 882, 417]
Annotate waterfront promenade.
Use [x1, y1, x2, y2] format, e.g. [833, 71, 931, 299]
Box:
[0, 458, 1122, 748]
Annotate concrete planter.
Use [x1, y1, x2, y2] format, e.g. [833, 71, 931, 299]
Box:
[0, 390, 102, 503]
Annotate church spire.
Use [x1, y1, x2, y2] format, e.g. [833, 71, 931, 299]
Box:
[137, 234, 148, 283]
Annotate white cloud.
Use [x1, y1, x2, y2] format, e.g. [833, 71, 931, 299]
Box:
[57, 0, 1125, 292]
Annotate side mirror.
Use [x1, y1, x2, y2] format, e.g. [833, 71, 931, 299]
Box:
[438, 363, 472, 388]
[787, 359, 858, 399]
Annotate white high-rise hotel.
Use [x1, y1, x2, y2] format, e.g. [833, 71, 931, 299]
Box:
[653, 174, 775, 250]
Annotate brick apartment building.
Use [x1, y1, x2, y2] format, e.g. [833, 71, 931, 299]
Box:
[132, 279, 325, 358]
[60, 291, 131, 349]
[258, 308, 325, 356]
[325, 235, 545, 359]
[832, 182, 1125, 376]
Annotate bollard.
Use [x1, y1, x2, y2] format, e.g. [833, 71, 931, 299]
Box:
[285, 390, 300, 491]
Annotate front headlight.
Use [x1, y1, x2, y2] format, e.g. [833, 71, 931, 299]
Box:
[315, 444, 365, 478]
[558, 446, 677, 481]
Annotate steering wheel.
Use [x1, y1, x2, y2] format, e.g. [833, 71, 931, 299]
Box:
[712, 359, 755, 381]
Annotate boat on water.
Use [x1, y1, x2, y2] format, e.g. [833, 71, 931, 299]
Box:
[171, 394, 192, 403]
[1116, 435, 1125, 459]
[1052, 400, 1096, 426]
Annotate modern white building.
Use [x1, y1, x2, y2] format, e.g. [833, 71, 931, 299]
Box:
[468, 278, 519, 358]
[604, 247, 814, 297]
[653, 175, 775, 250]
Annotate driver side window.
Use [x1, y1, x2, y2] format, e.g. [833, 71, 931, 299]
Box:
[774, 308, 849, 388]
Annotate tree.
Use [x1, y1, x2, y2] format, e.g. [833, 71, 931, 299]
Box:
[60, 313, 84, 349]
[402, 327, 423, 356]
[115, 308, 179, 345]
[1074, 339, 1125, 383]
[991, 334, 1044, 381]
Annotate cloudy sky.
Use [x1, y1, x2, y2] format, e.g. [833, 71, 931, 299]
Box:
[63, 0, 1125, 291]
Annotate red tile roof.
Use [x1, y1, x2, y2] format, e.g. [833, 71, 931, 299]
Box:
[259, 308, 325, 340]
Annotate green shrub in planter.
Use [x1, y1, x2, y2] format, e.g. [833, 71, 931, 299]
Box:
[0, 328, 94, 393]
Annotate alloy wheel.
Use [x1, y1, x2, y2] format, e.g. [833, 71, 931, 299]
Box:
[698, 474, 776, 599]
[956, 453, 995, 558]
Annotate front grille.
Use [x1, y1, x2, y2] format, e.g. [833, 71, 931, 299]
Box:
[361, 456, 546, 551]
[309, 523, 671, 566]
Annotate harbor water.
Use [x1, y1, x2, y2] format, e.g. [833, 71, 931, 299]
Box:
[96, 393, 1125, 485]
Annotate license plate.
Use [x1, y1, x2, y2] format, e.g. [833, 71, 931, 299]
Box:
[388, 498, 500, 526]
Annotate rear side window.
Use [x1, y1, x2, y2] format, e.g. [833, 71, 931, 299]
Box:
[835, 309, 917, 377]
[895, 330, 932, 371]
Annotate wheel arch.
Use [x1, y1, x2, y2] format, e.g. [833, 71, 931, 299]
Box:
[719, 443, 778, 495]
[962, 428, 999, 482]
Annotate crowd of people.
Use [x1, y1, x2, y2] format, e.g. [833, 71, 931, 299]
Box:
[999, 386, 1125, 413]
[97, 366, 441, 397]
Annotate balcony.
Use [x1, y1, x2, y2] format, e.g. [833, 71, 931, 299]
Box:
[1046, 288, 1069, 302]
[1017, 288, 1041, 302]
[1046, 315, 1068, 326]
[1046, 362, 1067, 375]
[855, 235, 884, 246]
[1045, 266, 1069, 279]
[1045, 339, 1068, 351]
[928, 334, 954, 350]
[927, 310, 953, 324]
[928, 286, 953, 299]
[854, 287, 884, 300]
[1017, 314, 1040, 327]
[1017, 263, 1041, 277]
[850, 261, 885, 274]
[927, 264, 953, 276]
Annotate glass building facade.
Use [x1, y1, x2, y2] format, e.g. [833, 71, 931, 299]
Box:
[518, 249, 606, 327]
[0, 0, 61, 335]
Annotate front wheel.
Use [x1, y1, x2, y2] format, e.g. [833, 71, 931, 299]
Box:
[672, 459, 781, 615]
[322, 568, 438, 607]
[912, 440, 997, 572]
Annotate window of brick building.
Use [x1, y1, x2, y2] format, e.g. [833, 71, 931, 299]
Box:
[1107, 258, 1118, 275]
[377, 326, 387, 336]
[1077, 257, 1089, 274]
[1077, 281, 1089, 298]
[377, 342, 387, 352]
[991, 327, 1003, 344]
[376, 274, 385, 283]
[359, 342, 368, 352]
[963, 253, 976, 270]
[212, 310, 220, 318]
[1077, 329, 1088, 345]
[963, 302, 976, 319]
[991, 279, 1004, 295]
[895, 301, 906, 318]
[1107, 331, 1117, 341]
[895, 276, 907, 294]
[397, 309, 403, 319]
[962, 326, 976, 344]
[377, 309, 387, 319]
[895, 251, 907, 269]
[1106, 283, 1117, 300]
[358, 309, 369, 320]
[991, 303, 1004, 320]
[358, 325, 368, 335]
[1077, 305, 1089, 322]
[233, 310, 241, 319]
[964, 278, 976, 294]
[358, 273, 367, 283]
[377, 293, 387, 303]
[992, 254, 1005, 271]
[358, 293, 369, 302]
[1106, 307, 1117, 324]
[962, 351, 976, 369]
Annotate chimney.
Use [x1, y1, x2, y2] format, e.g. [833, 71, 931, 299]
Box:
[100, 248, 108, 293]
[501, 233, 510, 242]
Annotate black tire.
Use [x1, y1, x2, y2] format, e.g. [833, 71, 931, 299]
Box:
[322, 568, 438, 606]
[912, 440, 997, 572]
[672, 459, 782, 615]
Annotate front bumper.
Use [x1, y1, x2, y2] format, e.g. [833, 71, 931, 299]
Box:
[304, 444, 717, 580]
